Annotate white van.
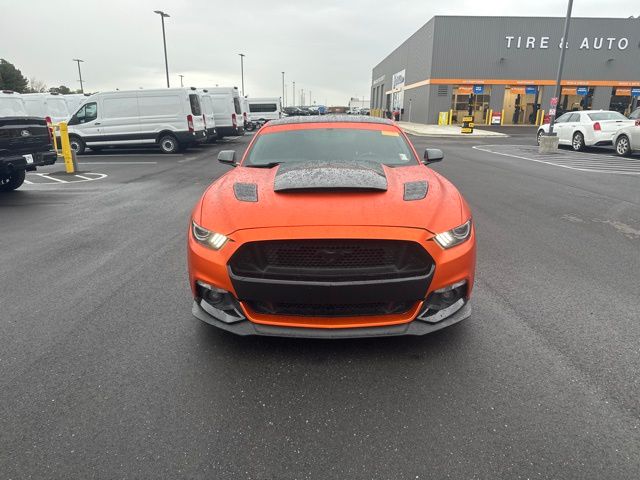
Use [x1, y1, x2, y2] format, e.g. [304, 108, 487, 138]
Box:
[240, 97, 250, 129]
[67, 88, 206, 154]
[197, 90, 218, 142]
[63, 93, 93, 113]
[22, 92, 71, 124]
[246, 97, 282, 122]
[0, 91, 29, 117]
[203, 87, 244, 138]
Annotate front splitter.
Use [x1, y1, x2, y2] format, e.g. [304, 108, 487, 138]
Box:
[192, 300, 471, 338]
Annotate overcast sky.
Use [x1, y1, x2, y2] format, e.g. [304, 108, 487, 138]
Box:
[2, 0, 638, 105]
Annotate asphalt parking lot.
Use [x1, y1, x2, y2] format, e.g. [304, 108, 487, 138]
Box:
[2, 130, 640, 479]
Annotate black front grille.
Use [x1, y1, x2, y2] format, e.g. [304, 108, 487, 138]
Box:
[248, 301, 415, 317]
[229, 239, 433, 281]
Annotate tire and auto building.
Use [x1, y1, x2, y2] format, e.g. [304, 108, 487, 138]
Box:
[370, 16, 640, 125]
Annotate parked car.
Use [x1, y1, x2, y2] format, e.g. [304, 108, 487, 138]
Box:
[67, 88, 206, 154]
[22, 92, 71, 125]
[197, 89, 218, 142]
[0, 91, 57, 191]
[612, 121, 640, 156]
[537, 110, 635, 151]
[203, 87, 244, 139]
[188, 116, 475, 337]
[282, 107, 302, 117]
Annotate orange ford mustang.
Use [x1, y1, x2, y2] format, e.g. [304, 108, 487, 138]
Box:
[188, 116, 475, 338]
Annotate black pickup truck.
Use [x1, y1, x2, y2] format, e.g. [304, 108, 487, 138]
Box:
[1, 93, 58, 192]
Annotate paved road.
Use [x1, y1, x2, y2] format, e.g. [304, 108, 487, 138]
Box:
[1, 132, 639, 479]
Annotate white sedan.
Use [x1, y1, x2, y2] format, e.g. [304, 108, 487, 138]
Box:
[612, 122, 640, 156]
[537, 110, 635, 151]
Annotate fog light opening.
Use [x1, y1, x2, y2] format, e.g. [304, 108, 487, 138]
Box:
[196, 281, 228, 306]
[427, 280, 467, 310]
[418, 280, 468, 323]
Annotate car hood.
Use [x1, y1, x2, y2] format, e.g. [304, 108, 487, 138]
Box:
[198, 163, 464, 235]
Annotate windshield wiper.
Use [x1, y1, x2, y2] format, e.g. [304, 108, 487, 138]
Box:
[246, 162, 282, 168]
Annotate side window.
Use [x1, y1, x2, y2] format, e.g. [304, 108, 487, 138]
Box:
[189, 94, 202, 115]
[555, 113, 570, 123]
[567, 113, 580, 123]
[76, 102, 98, 124]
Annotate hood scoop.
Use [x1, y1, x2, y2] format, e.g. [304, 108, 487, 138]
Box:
[234, 183, 258, 202]
[274, 161, 388, 192]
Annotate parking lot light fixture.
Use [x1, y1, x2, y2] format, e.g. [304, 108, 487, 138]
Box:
[239, 54, 246, 96]
[154, 10, 171, 88]
[548, 0, 573, 136]
[72, 59, 84, 93]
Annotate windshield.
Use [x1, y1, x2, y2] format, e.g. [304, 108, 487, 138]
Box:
[587, 111, 628, 121]
[244, 127, 419, 167]
[0, 97, 28, 116]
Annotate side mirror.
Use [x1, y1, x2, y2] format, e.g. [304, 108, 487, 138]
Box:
[423, 148, 444, 164]
[218, 150, 237, 166]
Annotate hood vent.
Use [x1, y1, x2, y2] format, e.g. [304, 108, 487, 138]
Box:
[274, 161, 388, 192]
[234, 183, 258, 202]
[403, 181, 428, 201]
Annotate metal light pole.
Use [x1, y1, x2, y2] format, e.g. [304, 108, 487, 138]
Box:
[72, 59, 84, 93]
[548, 0, 573, 135]
[281, 71, 285, 107]
[179, 74, 184, 87]
[293, 81, 296, 107]
[154, 10, 170, 88]
[239, 53, 245, 96]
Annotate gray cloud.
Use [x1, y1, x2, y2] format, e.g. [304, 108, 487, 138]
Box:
[2, 0, 638, 104]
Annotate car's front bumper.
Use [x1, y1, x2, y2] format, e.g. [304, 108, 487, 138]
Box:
[188, 225, 476, 337]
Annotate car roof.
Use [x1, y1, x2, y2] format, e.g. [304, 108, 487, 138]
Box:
[568, 110, 618, 114]
[268, 114, 393, 126]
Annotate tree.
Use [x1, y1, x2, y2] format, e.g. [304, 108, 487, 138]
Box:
[50, 85, 71, 94]
[28, 77, 47, 93]
[0, 59, 29, 92]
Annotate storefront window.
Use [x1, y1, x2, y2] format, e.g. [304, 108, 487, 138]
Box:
[558, 87, 594, 116]
[609, 87, 636, 116]
[450, 86, 491, 124]
[501, 86, 542, 125]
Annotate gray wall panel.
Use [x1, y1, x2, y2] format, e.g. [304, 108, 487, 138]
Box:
[430, 16, 640, 81]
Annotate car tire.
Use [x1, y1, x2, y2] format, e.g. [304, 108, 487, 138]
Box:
[615, 135, 632, 157]
[0, 169, 26, 192]
[158, 134, 179, 154]
[572, 131, 585, 151]
[536, 129, 544, 145]
[69, 136, 86, 155]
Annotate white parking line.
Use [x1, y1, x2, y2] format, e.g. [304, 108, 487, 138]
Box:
[78, 162, 158, 165]
[74, 174, 93, 180]
[472, 144, 640, 176]
[83, 153, 181, 157]
[36, 174, 68, 183]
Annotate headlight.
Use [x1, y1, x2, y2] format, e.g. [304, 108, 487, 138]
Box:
[434, 219, 472, 249]
[191, 220, 228, 250]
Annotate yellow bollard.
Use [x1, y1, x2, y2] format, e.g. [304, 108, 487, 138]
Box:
[539, 109, 545, 126]
[448, 109, 453, 125]
[500, 109, 505, 126]
[58, 122, 75, 174]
